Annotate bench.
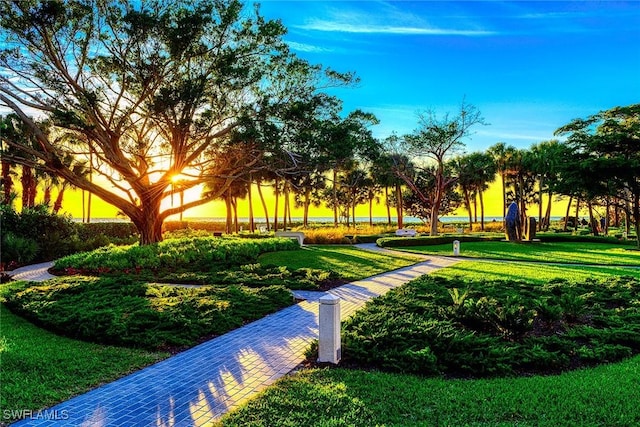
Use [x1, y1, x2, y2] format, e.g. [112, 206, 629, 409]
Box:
[275, 231, 305, 246]
[395, 228, 418, 237]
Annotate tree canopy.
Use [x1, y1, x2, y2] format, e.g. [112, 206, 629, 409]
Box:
[0, 0, 355, 243]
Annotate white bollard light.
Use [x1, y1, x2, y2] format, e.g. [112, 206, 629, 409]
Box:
[318, 294, 341, 364]
[453, 240, 460, 256]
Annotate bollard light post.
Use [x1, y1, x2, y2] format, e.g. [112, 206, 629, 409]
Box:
[453, 240, 460, 256]
[318, 294, 341, 364]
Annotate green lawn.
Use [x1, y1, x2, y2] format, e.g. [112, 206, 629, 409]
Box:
[432, 260, 640, 283]
[0, 289, 167, 424]
[258, 245, 422, 281]
[399, 241, 640, 265]
[216, 359, 640, 426]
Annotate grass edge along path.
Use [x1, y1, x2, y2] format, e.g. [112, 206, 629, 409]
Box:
[0, 301, 168, 425]
[216, 358, 640, 427]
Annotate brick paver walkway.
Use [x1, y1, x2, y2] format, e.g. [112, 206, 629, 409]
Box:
[11, 247, 459, 427]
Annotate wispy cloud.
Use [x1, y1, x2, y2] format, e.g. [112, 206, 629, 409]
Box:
[286, 41, 334, 53]
[296, 20, 496, 36]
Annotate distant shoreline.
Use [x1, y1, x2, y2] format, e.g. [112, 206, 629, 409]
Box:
[74, 216, 564, 224]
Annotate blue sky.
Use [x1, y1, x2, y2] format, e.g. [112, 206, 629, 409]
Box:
[259, 1, 640, 152]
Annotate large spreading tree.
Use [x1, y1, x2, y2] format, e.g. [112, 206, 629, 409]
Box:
[393, 100, 485, 235]
[0, 0, 351, 243]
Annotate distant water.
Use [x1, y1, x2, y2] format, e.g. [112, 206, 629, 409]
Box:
[76, 216, 564, 224]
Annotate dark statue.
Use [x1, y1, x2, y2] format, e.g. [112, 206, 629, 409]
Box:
[505, 202, 521, 241]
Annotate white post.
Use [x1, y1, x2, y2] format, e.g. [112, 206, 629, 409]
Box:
[318, 294, 341, 364]
[453, 240, 460, 256]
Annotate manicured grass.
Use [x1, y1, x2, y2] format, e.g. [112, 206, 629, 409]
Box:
[399, 241, 640, 265]
[216, 360, 640, 426]
[258, 245, 422, 282]
[432, 260, 640, 283]
[0, 293, 167, 424]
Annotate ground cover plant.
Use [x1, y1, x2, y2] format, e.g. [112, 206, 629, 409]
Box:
[258, 245, 421, 282]
[395, 240, 640, 265]
[0, 286, 167, 425]
[3, 276, 293, 351]
[340, 274, 640, 376]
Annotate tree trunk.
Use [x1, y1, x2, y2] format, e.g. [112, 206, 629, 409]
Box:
[538, 177, 544, 227]
[501, 172, 507, 226]
[614, 199, 620, 228]
[626, 199, 632, 235]
[395, 183, 404, 229]
[303, 187, 310, 228]
[256, 178, 270, 230]
[369, 198, 373, 227]
[232, 197, 239, 233]
[134, 202, 164, 245]
[332, 169, 338, 227]
[463, 188, 472, 230]
[544, 190, 552, 231]
[2, 161, 13, 205]
[574, 198, 580, 231]
[473, 191, 478, 224]
[52, 186, 66, 214]
[21, 166, 32, 209]
[43, 185, 52, 206]
[225, 192, 232, 234]
[480, 190, 485, 231]
[273, 177, 279, 232]
[430, 164, 443, 236]
[588, 201, 598, 236]
[247, 175, 255, 233]
[385, 186, 391, 225]
[563, 196, 573, 231]
[283, 181, 288, 231]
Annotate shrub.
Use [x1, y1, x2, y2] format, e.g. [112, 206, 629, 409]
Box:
[341, 275, 640, 377]
[1, 232, 39, 266]
[0, 205, 79, 264]
[53, 236, 299, 274]
[377, 235, 502, 248]
[4, 276, 294, 349]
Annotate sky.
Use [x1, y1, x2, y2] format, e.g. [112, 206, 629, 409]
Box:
[258, 0, 640, 152]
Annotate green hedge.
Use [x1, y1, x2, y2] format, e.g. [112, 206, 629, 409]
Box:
[53, 236, 300, 273]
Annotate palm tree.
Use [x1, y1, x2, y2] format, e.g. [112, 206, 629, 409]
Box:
[487, 142, 516, 224]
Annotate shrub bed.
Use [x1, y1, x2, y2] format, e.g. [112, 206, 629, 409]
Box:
[341, 275, 640, 377]
[53, 236, 299, 274]
[4, 276, 293, 350]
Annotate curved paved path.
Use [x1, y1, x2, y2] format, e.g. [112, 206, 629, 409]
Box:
[8, 261, 56, 282]
[10, 246, 459, 427]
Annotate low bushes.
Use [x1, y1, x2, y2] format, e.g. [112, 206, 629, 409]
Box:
[53, 236, 299, 274]
[341, 275, 640, 377]
[4, 276, 293, 350]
